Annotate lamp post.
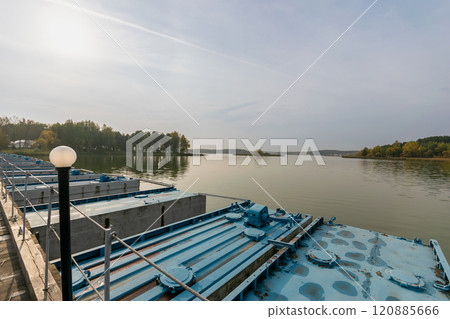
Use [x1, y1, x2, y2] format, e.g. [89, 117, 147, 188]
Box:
[49, 146, 77, 301]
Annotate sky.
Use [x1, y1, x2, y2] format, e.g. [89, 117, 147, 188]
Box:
[0, 0, 449, 150]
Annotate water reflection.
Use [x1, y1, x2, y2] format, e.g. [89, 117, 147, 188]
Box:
[76, 155, 449, 196]
[148, 156, 189, 179]
[75, 154, 191, 179]
[359, 159, 450, 195]
[74, 154, 127, 173]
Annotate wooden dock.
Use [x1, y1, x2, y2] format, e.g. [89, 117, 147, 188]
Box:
[0, 190, 62, 301]
[0, 208, 31, 300]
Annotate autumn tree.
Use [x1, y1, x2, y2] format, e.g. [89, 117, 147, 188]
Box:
[0, 128, 9, 149]
[357, 136, 449, 158]
[180, 135, 190, 153]
[358, 147, 369, 156]
[0, 116, 189, 153]
[386, 141, 403, 157]
[167, 131, 181, 154]
[435, 143, 448, 156]
[372, 145, 384, 157]
[401, 141, 420, 157]
[35, 130, 57, 150]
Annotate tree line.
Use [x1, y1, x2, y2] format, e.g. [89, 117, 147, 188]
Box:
[0, 116, 190, 154]
[357, 136, 450, 158]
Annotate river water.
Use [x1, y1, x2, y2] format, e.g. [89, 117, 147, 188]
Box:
[74, 154, 450, 258]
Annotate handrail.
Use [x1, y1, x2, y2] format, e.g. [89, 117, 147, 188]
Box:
[1, 155, 206, 301]
[0, 158, 106, 300]
[1, 157, 107, 232]
[430, 239, 450, 291]
[49, 227, 105, 300]
[198, 192, 249, 201]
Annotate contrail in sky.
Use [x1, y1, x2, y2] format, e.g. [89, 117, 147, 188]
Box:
[42, 0, 289, 77]
[251, 0, 379, 125]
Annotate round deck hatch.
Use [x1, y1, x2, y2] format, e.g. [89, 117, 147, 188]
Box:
[225, 213, 242, 222]
[306, 249, 337, 267]
[244, 228, 265, 241]
[159, 267, 195, 293]
[385, 269, 425, 290]
[72, 268, 90, 290]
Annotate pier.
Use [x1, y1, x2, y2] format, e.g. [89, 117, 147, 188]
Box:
[0, 208, 32, 301]
[0, 153, 206, 300]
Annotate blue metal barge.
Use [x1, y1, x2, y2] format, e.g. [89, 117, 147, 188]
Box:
[0, 154, 54, 169]
[64, 202, 450, 301]
[8, 176, 140, 205]
[1, 153, 56, 176]
[27, 188, 206, 259]
[1, 153, 206, 262]
[6, 171, 102, 185]
[242, 222, 450, 301]
[3, 168, 56, 176]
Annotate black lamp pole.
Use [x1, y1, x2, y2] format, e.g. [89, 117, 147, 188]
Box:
[57, 166, 73, 301]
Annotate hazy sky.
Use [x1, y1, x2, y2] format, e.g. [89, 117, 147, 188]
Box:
[0, 0, 449, 149]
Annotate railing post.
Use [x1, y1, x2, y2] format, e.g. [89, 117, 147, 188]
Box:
[11, 164, 15, 217]
[104, 228, 112, 301]
[1, 159, 6, 201]
[3, 169, 7, 203]
[22, 172, 29, 241]
[1, 162, 4, 199]
[44, 187, 53, 300]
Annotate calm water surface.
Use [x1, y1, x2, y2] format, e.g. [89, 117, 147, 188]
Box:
[75, 154, 450, 257]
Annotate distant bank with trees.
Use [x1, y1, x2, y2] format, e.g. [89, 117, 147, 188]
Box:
[0, 116, 190, 154]
[350, 136, 450, 160]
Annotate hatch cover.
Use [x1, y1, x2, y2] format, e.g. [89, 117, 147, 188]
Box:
[159, 267, 195, 293]
[306, 249, 337, 267]
[225, 213, 242, 222]
[72, 268, 91, 290]
[385, 269, 425, 290]
[244, 228, 266, 241]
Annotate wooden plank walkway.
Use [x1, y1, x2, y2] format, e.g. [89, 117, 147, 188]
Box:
[0, 187, 62, 301]
[0, 210, 31, 300]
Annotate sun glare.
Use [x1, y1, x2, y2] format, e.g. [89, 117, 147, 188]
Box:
[41, 14, 91, 58]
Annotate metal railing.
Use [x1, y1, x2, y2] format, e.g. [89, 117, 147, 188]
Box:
[0, 154, 209, 301]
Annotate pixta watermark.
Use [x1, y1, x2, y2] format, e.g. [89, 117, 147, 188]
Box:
[192, 138, 325, 166]
[127, 130, 325, 173]
[126, 130, 171, 173]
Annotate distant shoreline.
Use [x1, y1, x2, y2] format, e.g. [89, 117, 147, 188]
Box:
[0, 149, 278, 158]
[342, 155, 450, 162]
[0, 149, 194, 157]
